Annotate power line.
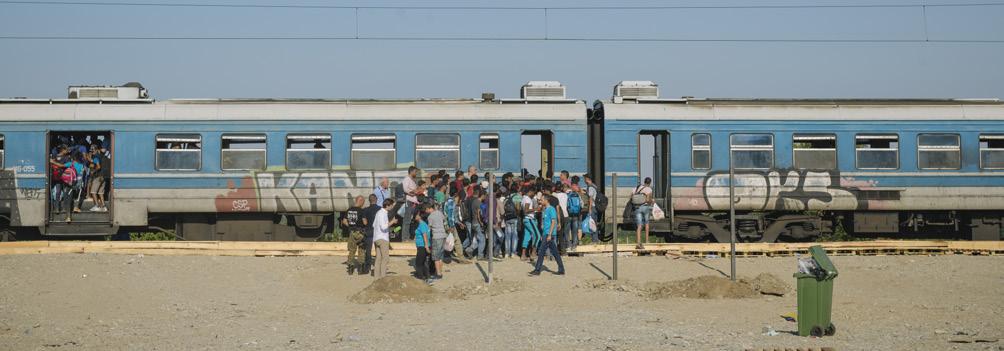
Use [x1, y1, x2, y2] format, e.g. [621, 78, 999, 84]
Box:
[1, 0, 1003, 10]
[1, 36, 1001, 43]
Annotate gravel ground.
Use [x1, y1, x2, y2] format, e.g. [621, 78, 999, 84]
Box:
[0, 252, 1002, 350]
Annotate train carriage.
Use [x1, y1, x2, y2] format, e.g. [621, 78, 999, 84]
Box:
[592, 81, 1004, 242]
[0, 82, 588, 241]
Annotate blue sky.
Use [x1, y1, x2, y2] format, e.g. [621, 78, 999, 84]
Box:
[1, 0, 1002, 100]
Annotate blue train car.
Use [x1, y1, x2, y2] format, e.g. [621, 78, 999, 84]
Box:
[593, 81, 1004, 242]
[0, 82, 588, 240]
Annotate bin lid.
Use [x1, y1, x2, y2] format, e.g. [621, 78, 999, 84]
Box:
[808, 245, 839, 280]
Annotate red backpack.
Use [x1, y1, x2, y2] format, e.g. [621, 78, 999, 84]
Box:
[60, 164, 78, 185]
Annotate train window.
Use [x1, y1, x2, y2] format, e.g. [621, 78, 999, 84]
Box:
[415, 133, 460, 170]
[856, 134, 899, 170]
[0, 134, 4, 168]
[979, 134, 1004, 169]
[793, 134, 837, 169]
[479, 134, 500, 170]
[730, 133, 773, 169]
[351, 134, 396, 171]
[691, 133, 711, 170]
[286, 134, 331, 170]
[221, 134, 267, 171]
[918, 134, 961, 170]
[155, 134, 202, 171]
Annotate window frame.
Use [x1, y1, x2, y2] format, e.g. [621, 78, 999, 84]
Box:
[855, 134, 900, 170]
[415, 133, 461, 170]
[155, 133, 203, 171]
[729, 133, 774, 170]
[917, 133, 961, 170]
[691, 133, 711, 170]
[479, 133, 500, 171]
[220, 133, 268, 172]
[284, 133, 332, 171]
[0, 134, 4, 169]
[979, 134, 1004, 170]
[792, 133, 838, 170]
[350, 133, 397, 171]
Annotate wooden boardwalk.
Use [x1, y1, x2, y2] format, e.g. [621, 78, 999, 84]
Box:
[0, 240, 1001, 257]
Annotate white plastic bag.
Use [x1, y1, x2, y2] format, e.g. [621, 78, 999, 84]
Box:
[444, 233, 455, 252]
[588, 216, 597, 233]
[652, 203, 666, 221]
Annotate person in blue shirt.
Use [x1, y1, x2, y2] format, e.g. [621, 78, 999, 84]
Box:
[529, 196, 565, 276]
[413, 206, 432, 283]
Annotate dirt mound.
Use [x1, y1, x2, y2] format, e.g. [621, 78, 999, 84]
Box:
[349, 276, 440, 304]
[447, 279, 525, 300]
[749, 273, 790, 296]
[644, 276, 759, 299]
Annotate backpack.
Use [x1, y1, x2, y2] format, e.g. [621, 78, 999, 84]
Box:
[460, 197, 473, 223]
[393, 182, 406, 201]
[60, 164, 78, 185]
[567, 192, 582, 216]
[480, 202, 489, 226]
[592, 186, 609, 213]
[631, 185, 650, 206]
[503, 194, 519, 221]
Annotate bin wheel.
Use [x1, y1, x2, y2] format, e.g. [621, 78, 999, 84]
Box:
[810, 326, 824, 337]
[824, 323, 836, 336]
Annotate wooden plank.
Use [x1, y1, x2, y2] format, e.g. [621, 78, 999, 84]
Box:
[0, 246, 85, 255]
[0, 240, 998, 257]
[0, 241, 51, 248]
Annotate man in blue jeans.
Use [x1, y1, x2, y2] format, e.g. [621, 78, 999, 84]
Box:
[529, 197, 565, 276]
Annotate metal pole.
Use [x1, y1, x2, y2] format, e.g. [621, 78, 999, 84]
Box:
[729, 157, 737, 282]
[611, 173, 618, 281]
[487, 173, 494, 285]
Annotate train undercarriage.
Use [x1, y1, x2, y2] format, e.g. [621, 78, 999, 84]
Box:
[661, 210, 1004, 242]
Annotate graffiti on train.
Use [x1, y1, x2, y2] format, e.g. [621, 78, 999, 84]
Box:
[701, 169, 878, 211]
[214, 170, 408, 213]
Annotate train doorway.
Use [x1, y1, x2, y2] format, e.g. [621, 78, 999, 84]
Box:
[521, 131, 553, 180]
[45, 131, 115, 236]
[638, 131, 672, 232]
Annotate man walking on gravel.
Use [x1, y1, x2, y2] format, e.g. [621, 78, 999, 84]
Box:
[529, 196, 565, 276]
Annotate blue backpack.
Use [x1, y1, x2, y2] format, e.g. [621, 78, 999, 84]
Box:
[567, 192, 582, 216]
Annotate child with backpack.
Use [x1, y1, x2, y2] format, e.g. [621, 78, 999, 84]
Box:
[565, 184, 583, 252]
[503, 188, 522, 258]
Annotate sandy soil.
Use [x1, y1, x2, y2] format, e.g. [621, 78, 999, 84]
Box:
[0, 252, 1001, 350]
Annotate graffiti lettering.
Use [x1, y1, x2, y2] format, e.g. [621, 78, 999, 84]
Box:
[215, 170, 408, 213]
[701, 169, 878, 211]
[18, 187, 43, 200]
[231, 199, 251, 212]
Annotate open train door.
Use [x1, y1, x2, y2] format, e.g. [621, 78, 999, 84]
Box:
[638, 131, 672, 234]
[521, 131, 553, 180]
[44, 131, 116, 237]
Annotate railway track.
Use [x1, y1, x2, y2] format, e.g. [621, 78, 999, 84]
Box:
[0, 240, 1001, 257]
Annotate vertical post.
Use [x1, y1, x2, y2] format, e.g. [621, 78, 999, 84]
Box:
[729, 156, 737, 282]
[487, 173, 494, 285]
[611, 173, 618, 281]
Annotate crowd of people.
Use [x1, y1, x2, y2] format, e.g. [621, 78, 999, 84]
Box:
[48, 134, 112, 222]
[338, 164, 653, 285]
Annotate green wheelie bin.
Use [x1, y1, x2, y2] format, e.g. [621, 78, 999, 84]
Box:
[794, 245, 839, 337]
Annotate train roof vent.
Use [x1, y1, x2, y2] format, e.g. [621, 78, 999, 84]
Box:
[68, 82, 149, 100]
[614, 81, 659, 102]
[520, 81, 566, 100]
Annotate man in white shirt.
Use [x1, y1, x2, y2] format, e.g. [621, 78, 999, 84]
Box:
[400, 166, 419, 242]
[372, 198, 398, 278]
